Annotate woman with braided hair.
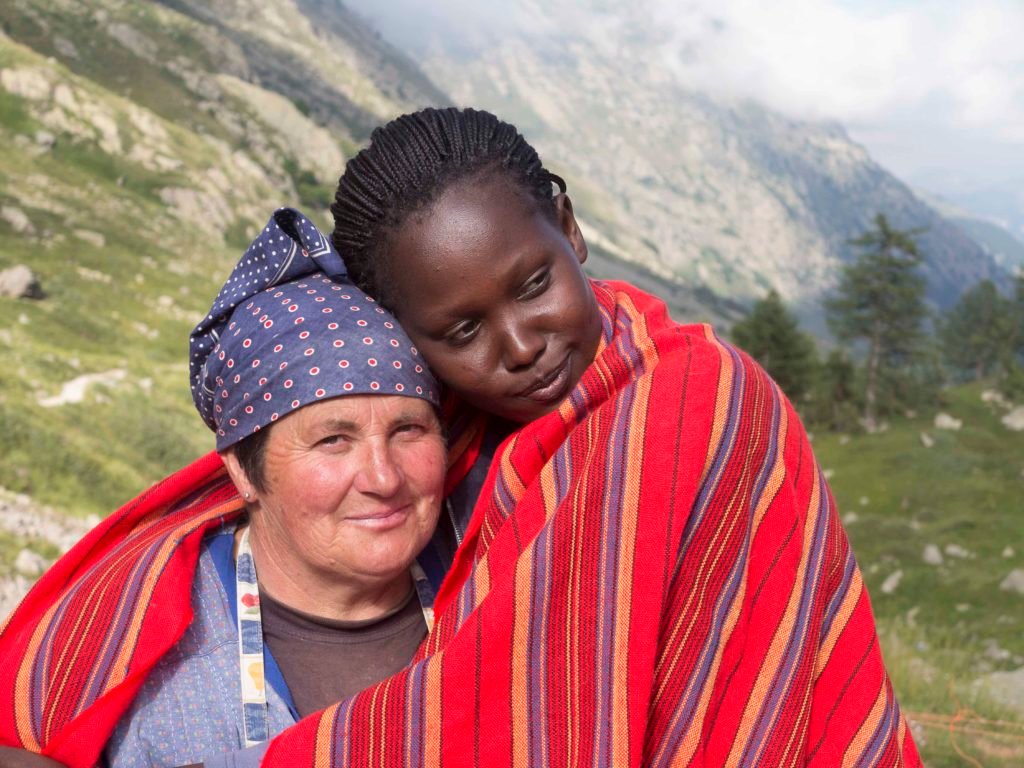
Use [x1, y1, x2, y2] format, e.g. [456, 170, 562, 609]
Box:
[0, 108, 921, 768]
[258, 107, 920, 766]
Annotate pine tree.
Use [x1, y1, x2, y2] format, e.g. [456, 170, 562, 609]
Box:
[731, 290, 817, 402]
[940, 279, 1016, 380]
[825, 214, 929, 429]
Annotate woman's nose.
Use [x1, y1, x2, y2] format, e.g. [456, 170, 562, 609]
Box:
[356, 443, 403, 497]
[500, 320, 546, 371]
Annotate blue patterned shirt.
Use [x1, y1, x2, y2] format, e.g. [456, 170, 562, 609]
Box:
[104, 524, 297, 768]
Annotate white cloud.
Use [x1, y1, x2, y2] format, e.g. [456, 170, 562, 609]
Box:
[348, 0, 1024, 220]
[652, 0, 1024, 140]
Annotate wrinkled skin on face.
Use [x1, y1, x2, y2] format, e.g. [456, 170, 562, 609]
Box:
[384, 178, 603, 424]
[223, 394, 444, 620]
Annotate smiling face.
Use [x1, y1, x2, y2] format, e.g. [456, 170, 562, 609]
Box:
[224, 394, 445, 612]
[383, 177, 603, 423]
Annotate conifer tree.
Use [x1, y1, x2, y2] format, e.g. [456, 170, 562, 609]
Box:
[825, 214, 928, 429]
[731, 290, 817, 402]
[940, 279, 1016, 380]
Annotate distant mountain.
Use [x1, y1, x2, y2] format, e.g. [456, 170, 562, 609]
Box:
[924, 194, 1024, 275]
[0, 0, 1012, 514]
[347, 0, 1011, 328]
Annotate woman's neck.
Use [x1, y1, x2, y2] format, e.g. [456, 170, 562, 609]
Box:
[240, 519, 413, 623]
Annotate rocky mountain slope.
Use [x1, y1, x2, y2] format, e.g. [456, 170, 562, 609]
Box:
[0, 0, 448, 514]
[348, 0, 1010, 326]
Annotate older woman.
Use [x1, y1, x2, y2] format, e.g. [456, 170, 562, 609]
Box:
[0, 210, 447, 768]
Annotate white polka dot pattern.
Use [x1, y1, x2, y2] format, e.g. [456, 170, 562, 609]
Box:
[189, 208, 438, 449]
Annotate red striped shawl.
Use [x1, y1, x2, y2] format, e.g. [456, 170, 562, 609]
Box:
[260, 281, 922, 767]
[0, 453, 245, 766]
[0, 281, 920, 767]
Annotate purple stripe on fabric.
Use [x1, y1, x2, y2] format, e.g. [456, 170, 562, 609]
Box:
[741, 469, 832, 765]
[593, 385, 635, 766]
[650, 513, 753, 768]
[652, 358, 771, 766]
[333, 696, 353, 768]
[78, 536, 164, 712]
[856, 688, 899, 768]
[678, 344, 747, 558]
[820, 545, 857, 646]
[748, 382, 783, 515]
[528, 522, 555, 767]
[406, 661, 424, 768]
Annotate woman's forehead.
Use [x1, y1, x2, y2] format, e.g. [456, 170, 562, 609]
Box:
[278, 394, 437, 433]
[386, 182, 556, 301]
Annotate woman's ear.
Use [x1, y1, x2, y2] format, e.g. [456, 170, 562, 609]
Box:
[553, 193, 588, 265]
[220, 450, 256, 502]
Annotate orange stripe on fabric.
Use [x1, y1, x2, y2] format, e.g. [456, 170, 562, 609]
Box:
[654, 483, 754, 766]
[611, 347, 655, 765]
[653, 367, 764, 759]
[842, 680, 889, 768]
[83, 506, 206, 703]
[423, 651, 443, 768]
[650, 368, 769, 711]
[41, 513, 175, 740]
[107, 500, 243, 693]
[751, 404, 789, 532]
[314, 704, 338, 768]
[41, 495, 236, 739]
[816, 568, 864, 679]
[473, 557, 491, 610]
[701, 324, 734, 484]
[511, 556, 533, 767]
[673, 400, 792, 763]
[23, 494, 215, 743]
[726, 450, 824, 767]
[778, 679, 814, 767]
[897, 714, 907, 768]
[14, 593, 65, 749]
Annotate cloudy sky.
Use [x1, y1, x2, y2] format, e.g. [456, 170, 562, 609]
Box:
[658, 0, 1024, 229]
[350, 0, 1024, 234]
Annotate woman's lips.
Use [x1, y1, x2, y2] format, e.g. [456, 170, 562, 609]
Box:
[517, 354, 572, 405]
[347, 505, 411, 530]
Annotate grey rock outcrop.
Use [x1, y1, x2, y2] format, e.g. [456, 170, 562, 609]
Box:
[0, 265, 45, 300]
[1000, 569, 1024, 595]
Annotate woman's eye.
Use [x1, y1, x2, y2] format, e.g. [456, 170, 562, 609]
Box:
[519, 269, 550, 299]
[445, 320, 480, 345]
[318, 434, 349, 448]
[394, 422, 426, 438]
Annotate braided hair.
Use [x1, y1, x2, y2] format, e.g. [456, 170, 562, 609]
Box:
[330, 107, 565, 308]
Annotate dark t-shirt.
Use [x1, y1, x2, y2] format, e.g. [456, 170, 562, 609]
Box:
[259, 587, 427, 718]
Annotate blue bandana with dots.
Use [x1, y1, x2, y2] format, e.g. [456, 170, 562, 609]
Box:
[190, 208, 438, 450]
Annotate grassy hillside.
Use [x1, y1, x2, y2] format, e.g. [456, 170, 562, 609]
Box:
[813, 383, 1024, 766]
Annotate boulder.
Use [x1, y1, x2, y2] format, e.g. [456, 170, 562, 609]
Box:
[944, 543, 971, 559]
[977, 666, 1024, 717]
[1000, 569, 1024, 595]
[1, 205, 34, 234]
[933, 412, 962, 430]
[0, 265, 45, 299]
[880, 569, 903, 594]
[919, 432, 934, 448]
[14, 548, 47, 577]
[981, 389, 1010, 408]
[922, 544, 943, 566]
[1002, 406, 1024, 432]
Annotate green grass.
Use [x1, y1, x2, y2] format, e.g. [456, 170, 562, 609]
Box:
[812, 383, 1024, 765]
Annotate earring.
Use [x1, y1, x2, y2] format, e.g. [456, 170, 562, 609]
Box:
[243, 492, 251, 500]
